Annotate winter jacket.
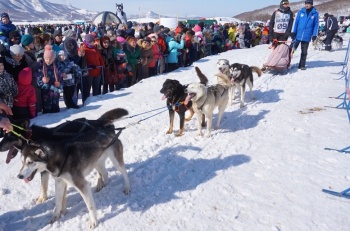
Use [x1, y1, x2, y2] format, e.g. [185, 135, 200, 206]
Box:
[13, 67, 36, 118]
[166, 36, 185, 64]
[0, 20, 16, 47]
[137, 39, 154, 78]
[291, 7, 319, 42]
[57, 59, 82, 87]
[149, 44, 160, 68]
[123, 42, 142, 77]
[82, 43, 104, 77]
[325, 15, 339, 32]
[0, 70, 18, 108]
[269, 7, 294, 41]
[228, 27, 236, 43]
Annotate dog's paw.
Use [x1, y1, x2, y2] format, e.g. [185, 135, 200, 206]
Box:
[205, 132, 211, 138]
[197, 131, 202, 136]
[36, 195, 48, 204]
[124, 187, 131, 195]
[50, 214, 60, 224]
[239, 103, 245, 108]
[89, 218, 98, 229]
[166, 130, 173, 134]
[96, 179, 105, 192]
[175, 132, 183, 137]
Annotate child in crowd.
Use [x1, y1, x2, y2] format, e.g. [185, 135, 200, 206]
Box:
[0, 57, 18, 109]
[113, 41, 132, 89]
[12, 67, 36, 120]
[57, 50, 81, 109]
[36, 45, 62, 114]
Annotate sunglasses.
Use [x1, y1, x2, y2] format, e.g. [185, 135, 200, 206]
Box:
[282, 1, 289, 4]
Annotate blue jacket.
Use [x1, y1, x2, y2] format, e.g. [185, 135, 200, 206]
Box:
[166, 36, 184, 64]
[0, 20, 16, 47]
[291, 7, 319, 42]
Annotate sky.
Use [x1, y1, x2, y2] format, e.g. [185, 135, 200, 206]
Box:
[48, 0, 300, 17]
[0, 32, 349, 230]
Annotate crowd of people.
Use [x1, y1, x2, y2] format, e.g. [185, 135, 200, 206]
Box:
[0, 0, 343, 131]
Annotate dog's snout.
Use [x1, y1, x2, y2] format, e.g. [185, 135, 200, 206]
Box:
[17, 174, 24, 179]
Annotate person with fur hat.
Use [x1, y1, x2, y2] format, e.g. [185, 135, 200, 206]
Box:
[123, 36, 142, 86]
[137, 37, 154, 80]
[323, 13, 339, 51]
[0, 13, 17, 49]
[291, 0, 319, 70]
[35, 45, 63, 113]
[268, 0, 294, 42]
[0, 56, 18, 110]
[81, 33, 104, 103]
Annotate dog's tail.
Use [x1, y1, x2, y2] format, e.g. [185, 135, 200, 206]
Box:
[98, 108, 129, 122]
[250, 66, 262, 77]
[195, 66, 208, 85]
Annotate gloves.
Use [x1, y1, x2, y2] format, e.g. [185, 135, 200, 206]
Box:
[312, 36, 317, 42]
[290, 33, 296, 40]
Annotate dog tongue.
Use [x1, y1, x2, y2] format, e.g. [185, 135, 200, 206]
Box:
[25, 178, 29, 183]
[161, 95, 166, 100]
[184, 95, 191, 105]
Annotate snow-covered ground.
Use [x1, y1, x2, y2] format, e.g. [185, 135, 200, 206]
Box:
[1, 35, 350, 231]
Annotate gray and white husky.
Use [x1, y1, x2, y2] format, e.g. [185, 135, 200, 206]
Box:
[184, 66, 230, 137]
[17, 110, 130, 229]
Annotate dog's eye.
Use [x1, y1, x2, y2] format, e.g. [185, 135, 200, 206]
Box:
[27, 161, 33, 165]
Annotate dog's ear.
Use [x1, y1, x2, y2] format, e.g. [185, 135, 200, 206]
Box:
[34, 148, 46, 160]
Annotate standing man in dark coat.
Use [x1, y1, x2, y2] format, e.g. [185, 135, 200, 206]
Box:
[269, 0, 294, 42]
[323, 13, 339, 51]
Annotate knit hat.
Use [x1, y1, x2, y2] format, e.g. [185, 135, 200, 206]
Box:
[21, 34, 34, 47]
[58, 50, 65, 56]
[10, 45, 25, 56]
[153, 25, 161, 33]
[62, 29, 75, 38]
[193, 25, 201, 32]
[53, 29, 62, 38]
[1, 13, 9, 20]
[43, 45, 55, 63]
[9, 30, 19, 39]
[32, 27, 42, 36]
[63, 37, 78, 56]
[126, 21, 133, 29]
[305, 0, 313, 4]
[324, 13, 329, 18]
[84, 34, 95, 43]
[280, 0, 289, 4]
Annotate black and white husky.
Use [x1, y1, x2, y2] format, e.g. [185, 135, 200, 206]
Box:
[229, 63, 262, 107]
[16, 110, 130, 228]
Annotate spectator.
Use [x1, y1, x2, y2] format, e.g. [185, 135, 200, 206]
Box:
[99, 35, 118, 93]
[123, 36, 142, 86]
[166, 31, 185, 72]
[81, 34, 104, 103]
[8, 30, 21, 47]
[152, 25, 167, 74]
[323, 13, 339, 51]
[148, 35, 160, 77]
[137, 37, 154, 80]
[36, 45, 62, 113]
[0, 13, 17, 49]
[268, 0, 294, 42]
[52, 29, 63, 56]
[12, 67, 36, 120]
[291, 0, 319, 70]
[0, 56, 18, 109]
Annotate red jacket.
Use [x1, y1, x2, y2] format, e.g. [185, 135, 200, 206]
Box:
[149, 44, 160, 68]
[13, 67, 36, 118]
[82, 43, 105, 77]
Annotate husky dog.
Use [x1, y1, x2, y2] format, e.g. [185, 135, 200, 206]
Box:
[229, 63, 262, 108]
[17, 113, 130, 228]
[1, 108, 128, 204]
[217, 59, 231, 76]
[184, 67, 230, 137]
[116, 3, 127, 24]
[160, 79, 195, 136]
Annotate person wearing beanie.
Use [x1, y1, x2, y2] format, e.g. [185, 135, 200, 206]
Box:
[81, 33, 104, 103]
[123, 36, 142, 86]
[267, 0, 294, 43]
[125, 21, 135, 37]
[57, 48, 81, 109]
[36, 45, 63, 113]
[12, 67, 37, 120]
[323, 13, 339, 51]
[52, 29, 63, 56]
[291, 0, 319, 70]
[0, 12, 17, 50]
[10, 44, 25, 57]
[166, 30, 185, 72]
[8, 30, 21, 46]
[21, 34, 34, 48]
[0, 56, 18, 109]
